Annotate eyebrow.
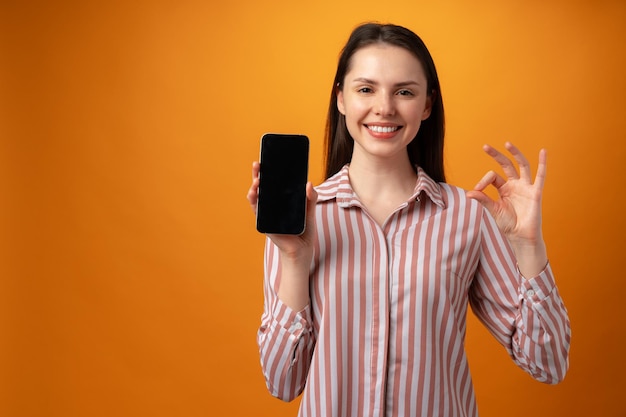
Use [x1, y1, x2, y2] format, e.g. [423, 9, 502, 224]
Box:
[350, 77, 422, 87]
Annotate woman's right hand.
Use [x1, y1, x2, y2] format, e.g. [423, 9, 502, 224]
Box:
[247, 161, 318, 261]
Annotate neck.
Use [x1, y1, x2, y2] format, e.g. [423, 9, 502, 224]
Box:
[348, 152, 417, 202]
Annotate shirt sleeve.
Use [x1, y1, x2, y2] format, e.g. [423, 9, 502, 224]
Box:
[256, 237, 316, 401]
[469, 209, 571, 384]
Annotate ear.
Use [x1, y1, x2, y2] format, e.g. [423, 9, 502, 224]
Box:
[337, 86, 346, 115]
[421, 94, 433, 121]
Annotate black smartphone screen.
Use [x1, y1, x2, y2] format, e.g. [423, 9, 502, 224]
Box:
[256, 133, 309, 235]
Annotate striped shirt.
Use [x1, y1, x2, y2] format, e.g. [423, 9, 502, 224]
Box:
[257, 165, 570, 417]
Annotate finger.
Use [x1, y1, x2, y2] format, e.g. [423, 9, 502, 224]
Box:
[483, 144, 519, 180]
[504, 142, 532, 182]
[247, 161, 261, 211]
[534, 148, 547, 190]
[252, 161, 260, 180]
[473, 170, 506, 192]
[246, 181, 259, 210]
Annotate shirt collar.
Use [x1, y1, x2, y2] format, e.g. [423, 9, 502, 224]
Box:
[316, 164, 446, 209]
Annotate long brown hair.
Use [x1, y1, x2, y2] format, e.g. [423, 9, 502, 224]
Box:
[324, 23, 446, 182]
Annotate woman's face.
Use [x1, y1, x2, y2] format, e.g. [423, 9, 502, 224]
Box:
[337, 43, 432, 164]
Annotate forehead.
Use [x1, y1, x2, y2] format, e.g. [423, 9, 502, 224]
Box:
[346, 43, 427, 82]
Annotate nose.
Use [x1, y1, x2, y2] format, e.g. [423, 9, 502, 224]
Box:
[375, 93, 395, 117]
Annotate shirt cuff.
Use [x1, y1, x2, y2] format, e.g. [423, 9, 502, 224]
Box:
[520, 261, 557, 302]
[271, 297, 312, 336]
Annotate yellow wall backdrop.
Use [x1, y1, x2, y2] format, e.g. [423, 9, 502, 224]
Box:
[2, 0, 625, 416]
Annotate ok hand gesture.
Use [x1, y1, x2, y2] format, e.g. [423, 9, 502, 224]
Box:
[466, 142, 548, 277]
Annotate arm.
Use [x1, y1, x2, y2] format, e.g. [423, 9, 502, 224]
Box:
[469, 209, 570, 383]
[257, 239, 316, 401]
[247, 161, 318, 400]
[467, 143, 571, 382]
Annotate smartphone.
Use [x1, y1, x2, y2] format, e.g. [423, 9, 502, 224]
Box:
[256, 133, 309, 235]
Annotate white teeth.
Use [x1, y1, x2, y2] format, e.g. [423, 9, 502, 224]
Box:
[368, 125, 399, 133]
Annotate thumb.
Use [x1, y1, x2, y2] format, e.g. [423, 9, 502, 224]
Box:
[306, 182, 318, 204]
[466, 190, 496, 213]
[306, 182, 318, 217]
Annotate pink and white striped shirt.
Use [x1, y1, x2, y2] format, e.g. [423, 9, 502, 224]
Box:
[258, 165, 570, 417]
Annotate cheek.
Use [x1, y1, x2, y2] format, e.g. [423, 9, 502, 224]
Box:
[342, 98, 369, 120]
[402, 100, 429, 122]
[341, 100, 368, 138]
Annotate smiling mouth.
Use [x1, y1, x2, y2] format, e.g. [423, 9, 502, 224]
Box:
[366, 125, 401, 133]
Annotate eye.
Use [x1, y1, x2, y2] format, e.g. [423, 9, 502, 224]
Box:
[397, 89, 414, 96]
[357, 86, 374, 94]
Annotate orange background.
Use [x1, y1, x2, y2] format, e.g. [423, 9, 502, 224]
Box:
[2, 1, 625, 416]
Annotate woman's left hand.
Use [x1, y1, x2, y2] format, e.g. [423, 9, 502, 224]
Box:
[466, 142, 546, 247]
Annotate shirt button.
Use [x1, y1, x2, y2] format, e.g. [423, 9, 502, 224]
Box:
[293, 322, 303, 330]
[526, 289, 536, 298]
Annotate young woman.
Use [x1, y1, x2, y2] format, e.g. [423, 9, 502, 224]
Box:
[247, 22, 570, 417]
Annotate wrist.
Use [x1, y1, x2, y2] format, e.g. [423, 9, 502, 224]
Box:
[278, 248, 313, 311]
[510, 239, 548, 279]
[279, 247, 314, 269]
[278, 254, 311, 312]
